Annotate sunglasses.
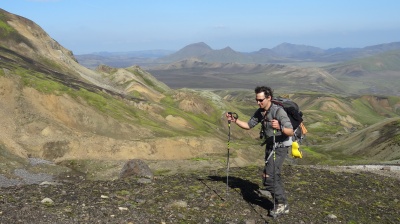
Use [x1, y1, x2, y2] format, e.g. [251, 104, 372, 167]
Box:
[256, 98, 266, 102]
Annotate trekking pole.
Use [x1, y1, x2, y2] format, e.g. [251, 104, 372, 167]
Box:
[227, 120, 231, 196]
[226, 112, 238, 197]
[272, 129, 277, 211]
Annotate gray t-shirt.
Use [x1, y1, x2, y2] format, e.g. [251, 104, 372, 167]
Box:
[248, 104, 293, 145]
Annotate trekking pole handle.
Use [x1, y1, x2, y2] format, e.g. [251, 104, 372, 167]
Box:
[227, 112, 239, 123]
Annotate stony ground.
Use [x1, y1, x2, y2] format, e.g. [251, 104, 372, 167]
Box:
[0, 165, 399, 224]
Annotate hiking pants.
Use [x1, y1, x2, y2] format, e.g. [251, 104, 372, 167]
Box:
[263, 146, 288, 204]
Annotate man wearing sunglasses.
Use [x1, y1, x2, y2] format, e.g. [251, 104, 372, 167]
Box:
[226, 86, 293, 217]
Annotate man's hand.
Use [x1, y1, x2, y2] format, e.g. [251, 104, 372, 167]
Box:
[226, 112, 238, 123]
[271, 119, 280, 129]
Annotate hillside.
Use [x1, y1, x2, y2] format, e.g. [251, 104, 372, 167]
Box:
[323, 50, 400, 96]
[322, 117, 400, 162]
[0, 8, 246, 179]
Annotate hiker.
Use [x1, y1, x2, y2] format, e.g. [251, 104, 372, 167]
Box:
[226, 86, 293, 217]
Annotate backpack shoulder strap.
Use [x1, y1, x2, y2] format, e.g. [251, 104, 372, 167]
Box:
[271, 103, 283, 120]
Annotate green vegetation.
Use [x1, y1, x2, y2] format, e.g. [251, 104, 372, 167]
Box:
[160, 105, 216, 136]
[158, 92, 223, 136]
[13, 66, 142, 123]
[0, 14, 14, 36]
[351, 98, 388, 124]
[394, 131, 400, 144]
[153, 169, 172, 176]
[160, 95, 176, 106]
[0, 12, 35, 49]
[132, 69, 155, 87]
[75, 89, 135, 118]
[190, 157, 209, 161]
[197, 100, 220, 122]
[299, 146, 330, 164]
[15, 68, 71, 94]
[27, 69, 145, 125]
[128, 89, 142, 98]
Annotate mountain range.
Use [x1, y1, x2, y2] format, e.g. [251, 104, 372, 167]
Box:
[76, 41, 400, 96]
[76, 41, 400, 68]
[156, 41, 400, 64]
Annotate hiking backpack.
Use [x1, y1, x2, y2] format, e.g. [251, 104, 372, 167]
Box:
[271, 97, 307, 159]
[271, 97, 305, 142]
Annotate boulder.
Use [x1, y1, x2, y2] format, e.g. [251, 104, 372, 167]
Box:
[119, 159, 153, 180]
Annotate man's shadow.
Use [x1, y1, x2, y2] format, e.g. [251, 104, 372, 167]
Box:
[205, 175, 273, 211]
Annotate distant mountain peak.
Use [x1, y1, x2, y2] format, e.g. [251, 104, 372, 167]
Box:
[182, 42, 212, 50]
[272, 42, 324, 57]
[273, 42, 322, 50]
[157, 42, 212, 63]
[218, 46, 235, 52]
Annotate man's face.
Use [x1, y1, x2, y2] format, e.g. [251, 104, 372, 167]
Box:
[255, 92, 270, 109]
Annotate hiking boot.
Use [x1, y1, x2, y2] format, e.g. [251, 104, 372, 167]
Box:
[269, 204, 289, 218]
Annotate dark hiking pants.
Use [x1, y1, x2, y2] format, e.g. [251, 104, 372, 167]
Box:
[263, 146, 288, 204]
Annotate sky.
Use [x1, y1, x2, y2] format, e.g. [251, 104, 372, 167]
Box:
[1, 0, 400, 54]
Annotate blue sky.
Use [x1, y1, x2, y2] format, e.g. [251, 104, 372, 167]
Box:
[1, 0, 400, 54]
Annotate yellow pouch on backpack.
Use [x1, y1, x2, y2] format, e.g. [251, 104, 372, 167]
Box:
[291, 141, 303, 158]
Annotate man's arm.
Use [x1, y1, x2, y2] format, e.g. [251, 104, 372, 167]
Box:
[233, 118, 251, 130]
[282, 126, 294, 136]
[272, 108, 294, 136]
